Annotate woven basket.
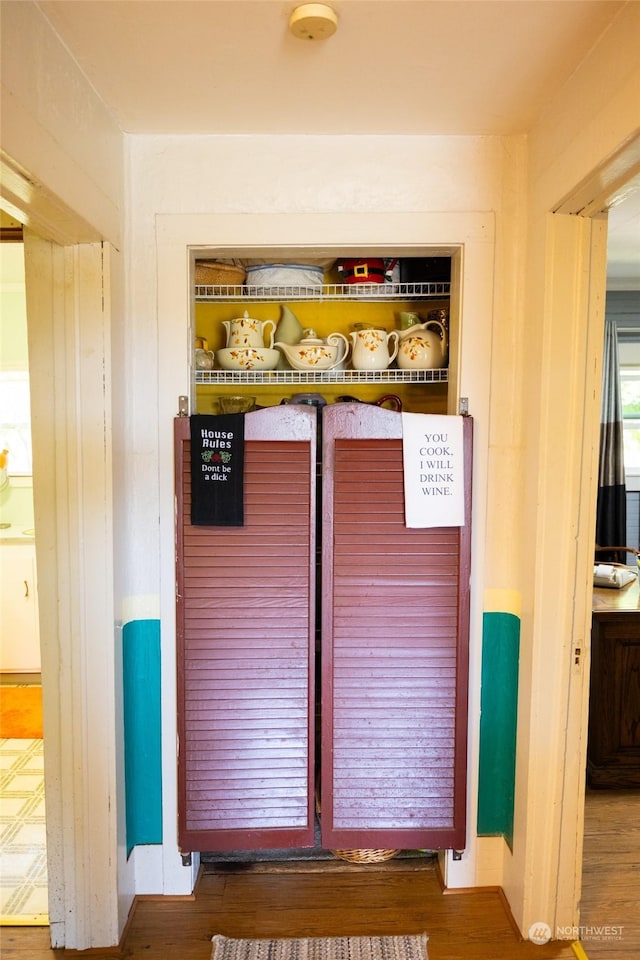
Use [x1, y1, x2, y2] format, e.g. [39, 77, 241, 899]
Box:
[194, 260, 246, 285]
[331, 847, 399, 864]
[314, 789, 398, 864]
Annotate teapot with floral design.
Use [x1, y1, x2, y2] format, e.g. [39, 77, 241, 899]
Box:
[223, 311, 276, 349]
[275, 329, 349, 371]
[396, 319, 448, 370]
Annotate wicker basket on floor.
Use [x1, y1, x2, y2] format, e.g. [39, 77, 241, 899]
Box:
[331, 847, 399, 864]
[194, 260, 246, 285]
[315, 788, 399, 864]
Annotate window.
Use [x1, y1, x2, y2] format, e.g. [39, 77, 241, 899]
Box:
[621, 365, 640, 477]
[0, 371, 32, 475]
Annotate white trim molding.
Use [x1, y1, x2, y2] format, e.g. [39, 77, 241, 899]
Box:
[24, 232, 119, 949]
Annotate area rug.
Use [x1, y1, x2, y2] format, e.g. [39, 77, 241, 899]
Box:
[211, 933, 429, 959]
[0, 686, 43, 739]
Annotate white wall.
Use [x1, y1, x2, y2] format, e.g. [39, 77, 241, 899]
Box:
[126, 131, 521, 895]
[0, 1, 123, 245]
[125, 129, 513, 617]
[2, 0, 639, 944]
[529, 0, 640, 216]
[507, 0, 640, 937]
[1, 3, 128, 946]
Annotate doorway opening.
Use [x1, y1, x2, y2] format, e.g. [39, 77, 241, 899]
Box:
[580, 184, 640, 942]
[0, 225, 48, 926]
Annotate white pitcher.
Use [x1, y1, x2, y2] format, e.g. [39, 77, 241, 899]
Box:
[349, 328, 399, 371]
[397, 320, 448, 370]
[223, 311, 276, 349]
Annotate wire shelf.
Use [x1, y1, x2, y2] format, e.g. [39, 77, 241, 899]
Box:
[194, 282, 450, 302]
[195, 368, 448, 385]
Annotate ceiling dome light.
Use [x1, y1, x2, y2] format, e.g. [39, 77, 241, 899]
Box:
[289, 3, 338, 40]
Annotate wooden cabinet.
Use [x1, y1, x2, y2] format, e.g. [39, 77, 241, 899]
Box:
[0, 543, 40, 673]
[175, 405, 472, 855]
[588, 578, 640, 788]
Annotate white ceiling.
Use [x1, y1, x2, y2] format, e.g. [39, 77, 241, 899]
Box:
[36, 0, 624, 137]
[31, 0, 640, 281]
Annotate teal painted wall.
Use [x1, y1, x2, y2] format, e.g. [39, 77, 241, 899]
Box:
[122, 618, 162, 853]
[477, 611, 520, 847]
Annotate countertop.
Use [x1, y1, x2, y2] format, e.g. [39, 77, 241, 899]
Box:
[0, 525, 35, 544]
[592, 569, 640, 613]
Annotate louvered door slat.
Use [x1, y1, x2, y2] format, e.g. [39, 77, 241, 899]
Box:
[321, 405, 471, 851]
[175, 407, 316, 853]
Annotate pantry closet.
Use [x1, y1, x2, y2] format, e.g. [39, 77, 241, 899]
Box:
[174, 403, 472, 858]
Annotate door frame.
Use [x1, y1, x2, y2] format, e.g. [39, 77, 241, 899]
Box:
[21, 228, 120, 950]
[156, 211, 496, 896]
[531, 144, 640, 934]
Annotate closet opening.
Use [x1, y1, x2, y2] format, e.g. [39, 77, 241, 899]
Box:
[176, 248, 470, 868]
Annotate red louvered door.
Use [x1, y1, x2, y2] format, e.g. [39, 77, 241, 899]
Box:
[321, 405, 472, 852]
[175, 406, 317, 853]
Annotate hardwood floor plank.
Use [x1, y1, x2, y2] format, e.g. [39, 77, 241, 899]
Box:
[124, 864, 577, 960]
[578, 789, 640, 960]
[0, 863, 574, 960]
[3, 788, 638, 960]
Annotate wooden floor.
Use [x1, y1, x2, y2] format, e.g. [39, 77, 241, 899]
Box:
[2, 789, 638, 960]
[578, 789, 640, 960]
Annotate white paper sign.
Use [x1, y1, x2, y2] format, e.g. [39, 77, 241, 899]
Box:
[401, 413, 465, 528]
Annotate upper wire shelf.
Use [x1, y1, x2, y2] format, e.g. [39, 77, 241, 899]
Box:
[195, 368, 448, 385]
[194, 282, 450, 302]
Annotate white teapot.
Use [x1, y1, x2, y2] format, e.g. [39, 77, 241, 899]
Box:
[349, 328, 399, 371]
[275, 329, 349, 371]
[397, 319, 448, 370]
[223, 311, 276, 349]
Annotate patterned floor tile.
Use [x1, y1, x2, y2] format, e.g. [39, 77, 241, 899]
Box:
[0, 737, 48, 925]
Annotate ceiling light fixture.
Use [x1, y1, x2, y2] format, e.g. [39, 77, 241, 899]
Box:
[289, 3, 338, 41]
